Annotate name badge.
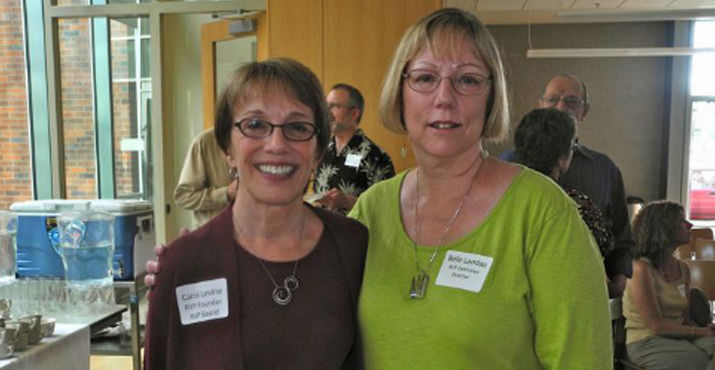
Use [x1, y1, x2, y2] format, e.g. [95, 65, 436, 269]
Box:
[344, 154, 362, 168]
[176, 278, 229, 325]
[678, 284, 686, 298]
[435, 250, 493, 293]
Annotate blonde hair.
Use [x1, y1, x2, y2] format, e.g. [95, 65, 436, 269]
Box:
[379, 8, 510, 142]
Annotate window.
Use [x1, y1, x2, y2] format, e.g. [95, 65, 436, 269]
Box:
[0, 0, 155, 205]
[687, 21, 715, 220]
[110, 17, 151, 198]
[59, 17, 97, 199]
[57, 14, 152, 200]
[0, 0, 33, 210]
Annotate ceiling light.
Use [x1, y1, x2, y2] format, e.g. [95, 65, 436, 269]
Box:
[526, 47, 715, 58]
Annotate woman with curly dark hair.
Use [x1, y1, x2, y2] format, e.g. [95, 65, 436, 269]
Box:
[622, 200, 715, 369]
[514, 108, 615, 260]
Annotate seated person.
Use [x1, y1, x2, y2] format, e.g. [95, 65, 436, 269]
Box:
[623, 200, 715, 370]
[513, 108, 615, 259]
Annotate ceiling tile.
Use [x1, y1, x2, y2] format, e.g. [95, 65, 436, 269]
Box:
[621, 0, 675, 8]
[670, 0, 715, 8]
[571, 0, 624, 9]
[523, 0, 574, 10]
[477, 0, 527, 11]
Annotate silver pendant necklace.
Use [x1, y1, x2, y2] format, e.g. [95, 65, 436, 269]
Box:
[410, 154, 486, 300]
[256, 258, 300, 305]
[234, 208, 306, 306]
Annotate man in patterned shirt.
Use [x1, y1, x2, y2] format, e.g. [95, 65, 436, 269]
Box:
[312, 83, 395, 213]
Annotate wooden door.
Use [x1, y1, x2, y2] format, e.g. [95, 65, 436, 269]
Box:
[264, 0, 441, 172]
[200, 12, 267, 129]
[322, 0, 440, 173]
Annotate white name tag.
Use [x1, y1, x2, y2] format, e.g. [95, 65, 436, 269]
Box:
[435, 250, 493, 293]
[344, 154, 362, 168]
[175, 278, 229, 326]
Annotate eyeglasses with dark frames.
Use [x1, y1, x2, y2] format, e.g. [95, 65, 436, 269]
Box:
[541, 95, 585, 110]
[234, 118, 318, 142]
[402, 69, 492, 96]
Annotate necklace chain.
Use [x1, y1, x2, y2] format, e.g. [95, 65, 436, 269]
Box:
[233, 208, 306, 306]
[412, 154, 487, 275]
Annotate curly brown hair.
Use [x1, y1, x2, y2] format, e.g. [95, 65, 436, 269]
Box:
[632, 200, 683, 269]
[514, 108, 575, 176]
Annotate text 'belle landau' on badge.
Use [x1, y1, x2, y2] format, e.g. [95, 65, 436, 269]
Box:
[435, 250, 493, 293]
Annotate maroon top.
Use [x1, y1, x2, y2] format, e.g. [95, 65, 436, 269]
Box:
[144, 204, 367, 370]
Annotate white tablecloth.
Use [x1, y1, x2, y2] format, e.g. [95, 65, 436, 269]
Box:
[0, 323, 89, 370]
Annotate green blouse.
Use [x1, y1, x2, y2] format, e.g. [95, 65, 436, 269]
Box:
[349, 167, 612, 370]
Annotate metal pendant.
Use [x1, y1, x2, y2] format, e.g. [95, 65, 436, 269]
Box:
[272, 286, 292, 305]
[410, 270, 429, 299]
[283, 275, 299, 291]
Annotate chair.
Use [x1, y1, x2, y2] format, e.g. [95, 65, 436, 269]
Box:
[610, 297, 646, 370]
[694, 238, 715, 260]
[684, 260, 715, 301]
[691, 227, 714, 245]
[673, 243, 693, 260]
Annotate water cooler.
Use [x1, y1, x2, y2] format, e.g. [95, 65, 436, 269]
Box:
[10, 199, 154, 280]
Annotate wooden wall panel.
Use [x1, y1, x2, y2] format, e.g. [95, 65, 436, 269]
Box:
[265, 0, 440, 172]
[266, 0, 323, 81]
[322, 0, 441, 173]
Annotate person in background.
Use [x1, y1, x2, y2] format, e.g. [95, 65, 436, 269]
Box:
[540, 73, 633, 298]
[146, 8, 612, 369]
[502, 73, 633, 298]
[514, 108, 615, 261]
[623, 200, 715, 369]
[312, 83, 395, 213]
[174, 128, 238, 229]
[144, 58, 367, 370]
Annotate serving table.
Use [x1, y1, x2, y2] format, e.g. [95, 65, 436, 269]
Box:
[0, 304, 125, 370]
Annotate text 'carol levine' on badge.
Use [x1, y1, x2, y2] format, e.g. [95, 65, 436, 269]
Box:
[175, 278, 229, 325]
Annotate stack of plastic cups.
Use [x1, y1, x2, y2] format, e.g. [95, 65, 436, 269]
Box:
[0, 211, 18, 286]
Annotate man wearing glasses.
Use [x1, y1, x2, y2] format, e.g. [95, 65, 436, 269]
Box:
[312, 83, 395, 213]
[539, 73, 634, 298]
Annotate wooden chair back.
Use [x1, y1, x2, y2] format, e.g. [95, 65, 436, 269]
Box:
[674, 243, 693, 260]
[684, 259, 715, 300]
[694, 238, 715, 260]
[691, 227, 714, 245]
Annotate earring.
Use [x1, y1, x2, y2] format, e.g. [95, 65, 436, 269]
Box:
[229, 167, 239, 180]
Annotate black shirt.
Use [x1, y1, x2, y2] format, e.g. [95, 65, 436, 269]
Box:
[313, 129, 395, 209]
